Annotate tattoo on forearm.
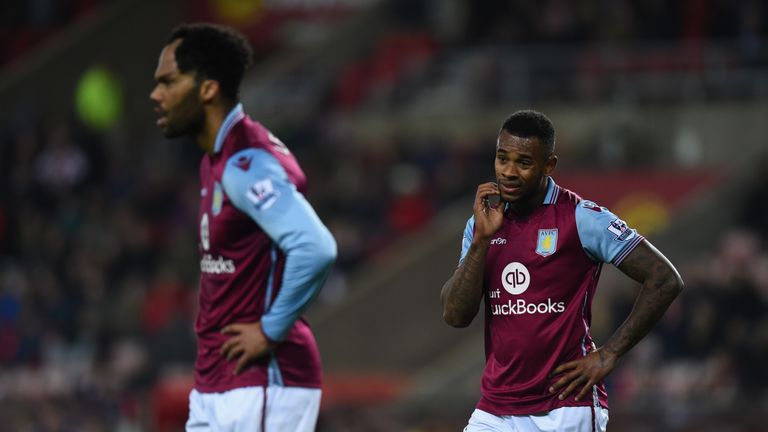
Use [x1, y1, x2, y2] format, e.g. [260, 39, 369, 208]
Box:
[442, 243, 487, 323]
[605, 244, 682, 358]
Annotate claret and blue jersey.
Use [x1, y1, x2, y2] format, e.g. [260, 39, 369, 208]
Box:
[459, 178, 644, 415]
[196, 104, 336, 392]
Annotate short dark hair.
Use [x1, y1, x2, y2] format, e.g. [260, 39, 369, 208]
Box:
[500, 110, 556, 156]
[168, 23, 253, 101]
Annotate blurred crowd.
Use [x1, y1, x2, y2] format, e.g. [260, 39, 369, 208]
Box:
[0, 0, 115, 69]
[1, 0, 767, 430]
[601, 226, 768, 429]
[0, 110, 199, 430]
[329, 0, 768, 113]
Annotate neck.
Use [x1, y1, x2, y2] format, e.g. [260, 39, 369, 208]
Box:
[196, 100, 237, 154]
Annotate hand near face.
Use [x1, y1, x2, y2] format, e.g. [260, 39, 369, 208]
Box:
[220, 321, 275, 375]
[473, 182, 504, 242]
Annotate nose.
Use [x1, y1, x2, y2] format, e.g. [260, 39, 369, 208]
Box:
[149, 85, 161, 102]
[498, 164, 518, 180]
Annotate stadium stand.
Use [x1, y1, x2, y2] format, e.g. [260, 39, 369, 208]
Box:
[0, 0, 766, 430]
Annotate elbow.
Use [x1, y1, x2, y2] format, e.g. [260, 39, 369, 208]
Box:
[659, 269, 684, 300]
[443, 308, 472, 328]
[317, 232, 337, 268]
[672, 272, 684, 297]
[283, 233, 337, 278]
[308, 231, 337, 272]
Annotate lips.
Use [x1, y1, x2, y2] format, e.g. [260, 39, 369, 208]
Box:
[154, 107, 167, 127]
[499, 183, 522, 194]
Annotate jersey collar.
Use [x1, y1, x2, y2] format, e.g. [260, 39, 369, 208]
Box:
[503, 177, 558, 214]
[214, 103, 246, 154]
[542, 177, 558, 205]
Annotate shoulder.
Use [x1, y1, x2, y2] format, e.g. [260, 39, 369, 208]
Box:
[553, 185, 583, 208]
[240, 118, 291, 155]
[220, 116, 273, 155]
[573, 198, 615, 232]
[223, 148, 288, 182]
[547, 185, 583, 224]
[574, 198, 614, 223]
[221, 148, 291, 211]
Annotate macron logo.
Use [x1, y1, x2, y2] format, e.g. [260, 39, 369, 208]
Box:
[234, 154, 252, 171]
[490, 237, 507, 245]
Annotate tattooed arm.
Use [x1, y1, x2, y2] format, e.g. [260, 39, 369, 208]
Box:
[549, 239, 683, 401]
[441, 182, 503, 328]
[441, 240, 490, 328]
[602, 240, 684, 359]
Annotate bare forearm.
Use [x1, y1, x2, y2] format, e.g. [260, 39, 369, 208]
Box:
[441, 241, 489, 327]
[603, 268, 683, 358]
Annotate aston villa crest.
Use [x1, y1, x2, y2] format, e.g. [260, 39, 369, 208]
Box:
[212, 182, 224, 216]
[536, 229, 558, 257]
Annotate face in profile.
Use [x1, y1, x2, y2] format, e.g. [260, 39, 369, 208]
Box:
[494, 131, 556, 206]
[150, 39, 205, 138]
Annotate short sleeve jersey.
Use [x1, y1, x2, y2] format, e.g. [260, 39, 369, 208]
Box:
[459, 178, 644, 415]
[195, 104, 335, 392]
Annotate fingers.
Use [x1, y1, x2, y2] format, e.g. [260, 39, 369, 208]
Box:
[234, 353, 252, 375]
[549, 360, 590, 401]
[556, 375, 589, 401]
[548, 369, 580, 394]
[574, 381, 594, 402]
[549, 360, 599, 402]
[226, 345, 245, 361]
[220, 336, 244, 360]
[219, 322, 271, 375]
[549, 360, 575, 377]
[548, 350, 614, 401]
[221, 324, 241, 334]
[474, 183, 499, 204]
[220, 337, 237, 356]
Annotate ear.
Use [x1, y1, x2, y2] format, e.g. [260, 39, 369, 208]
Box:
[543, 154, 558, 176]
[199, 79, 220, 103]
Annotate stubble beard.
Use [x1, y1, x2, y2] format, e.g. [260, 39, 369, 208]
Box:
[162, 85, 205, 138]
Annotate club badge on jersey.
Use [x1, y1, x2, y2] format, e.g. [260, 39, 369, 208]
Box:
[212, 182, 224, 216]
[536, 229, 558, 257]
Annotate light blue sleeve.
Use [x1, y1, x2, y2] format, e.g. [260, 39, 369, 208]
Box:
[222, 148, 337, 342]
[575, 200, 645, 265]
[458, 216, 475, 264]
